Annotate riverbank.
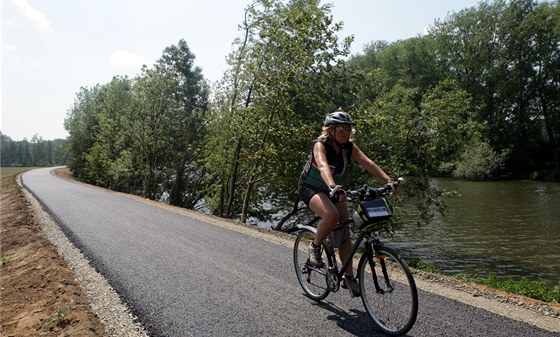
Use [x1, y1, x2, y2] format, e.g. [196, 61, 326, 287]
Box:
[2, 167, 559, 335]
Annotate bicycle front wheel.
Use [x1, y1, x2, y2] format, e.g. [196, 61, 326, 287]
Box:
[358, 245, 418, 336]
[293, 228, 330, 301]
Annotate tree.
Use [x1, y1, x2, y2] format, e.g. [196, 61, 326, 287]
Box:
[453, 138, 509, 179]
[420, 78, 482, 174]
[117, 40, 211, 203]
[64, 40, 210, 207]
[64, 86, 101, 179]
[155, 40, 210, 208]
[125, 67, 179, 199]
[524, 1, 560, 168]
[348, 36, 443, 109]
[0, 132, 67, 167]
[84, 76, 134, 190]
[206, 0, 353, 224]
[431, 0, 560, 175]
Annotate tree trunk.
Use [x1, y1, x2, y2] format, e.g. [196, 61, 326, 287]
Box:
[225, 140, 242, 218]
[239, 109, 275, 223]
[240, 179, 255, 224]
[539, 88, 559, 167]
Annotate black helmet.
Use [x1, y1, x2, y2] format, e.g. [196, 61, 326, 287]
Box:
[324, 111, 354, 126]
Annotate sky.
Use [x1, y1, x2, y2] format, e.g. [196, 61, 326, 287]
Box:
[1, 0, 482, 141]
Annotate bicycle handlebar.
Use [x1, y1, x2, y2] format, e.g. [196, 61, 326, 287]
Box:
[345, 177, 403, 202]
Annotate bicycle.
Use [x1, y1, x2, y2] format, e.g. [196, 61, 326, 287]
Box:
[293, 181, 418, 336]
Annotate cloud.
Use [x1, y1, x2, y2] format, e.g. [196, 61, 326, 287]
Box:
[109, 49, 150, 70]
[13, 0, 50, 31]
[3, 43, 20, 51]
[10, 56, 23, 65]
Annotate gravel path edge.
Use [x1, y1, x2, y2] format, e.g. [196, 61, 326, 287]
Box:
[20, 174, 149, 337]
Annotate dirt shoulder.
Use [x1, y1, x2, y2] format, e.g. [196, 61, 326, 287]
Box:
[0, 168, 107, 337]
[1, 167, 559, 336]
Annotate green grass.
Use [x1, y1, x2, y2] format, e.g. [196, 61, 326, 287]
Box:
[457, 273, 560, 303]
[406, 256, 440, 274]
[0, 257, 12, 266]
[44, 306, 70, 328]
[406, 256, 559, 303]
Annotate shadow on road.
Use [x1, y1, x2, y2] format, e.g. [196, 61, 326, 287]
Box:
[311, 299, 413, 337]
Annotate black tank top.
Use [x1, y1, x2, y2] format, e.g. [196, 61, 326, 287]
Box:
[300, 138, 353, 189]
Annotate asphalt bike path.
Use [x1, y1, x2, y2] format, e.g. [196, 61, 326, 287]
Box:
[22, 168, 557, 337]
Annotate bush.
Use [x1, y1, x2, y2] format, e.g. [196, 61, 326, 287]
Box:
[452, 139, 509, 180]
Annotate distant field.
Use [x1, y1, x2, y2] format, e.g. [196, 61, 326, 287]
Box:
[0, 167, 34, 179]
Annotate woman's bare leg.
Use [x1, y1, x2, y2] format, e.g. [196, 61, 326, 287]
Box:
[308, 193, 339, 245]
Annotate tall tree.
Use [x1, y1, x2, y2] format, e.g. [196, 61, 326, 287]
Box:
[155, 40, 210, 208]
[0, 132, 67, 167]
[431, 0, 560, 175]
[122, 40, 210, 203]
[84, 76, 134, 190]
[126, 67, 179, 199]
[64, 86, 102, 179]
[206, 0, 352, 223]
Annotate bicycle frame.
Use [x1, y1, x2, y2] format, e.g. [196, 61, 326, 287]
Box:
[296, 182, 399, 293]
[294, 180, 418, 336]
[297, 222, 382, 293]
[327, 228, 366, 281]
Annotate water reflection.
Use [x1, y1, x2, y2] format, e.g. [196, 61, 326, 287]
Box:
[389, 179, 560, 284]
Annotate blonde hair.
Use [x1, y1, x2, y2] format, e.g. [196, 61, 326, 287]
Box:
[317, 125, 355, 142]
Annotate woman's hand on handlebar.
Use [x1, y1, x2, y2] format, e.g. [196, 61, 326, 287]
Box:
[329, 184, 347, 202]
[386, 178, 402, 193]
[345, 177, 403, 201]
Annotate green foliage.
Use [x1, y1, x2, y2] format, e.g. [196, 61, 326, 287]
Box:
[352, 81, 475, 226]
[420, 79, 482, 168]
[406, 256, 440, 273]
[431, 0, 560, 173]
[64, 40, 209, 208]
[205, 0, 353, 222]
[44, 306, 70, 327]
[84, 76, 133, 190]
[452, 138, 510, 180]
[457, 273, 560, 303]
[64, 85, 102, 180]
[0, 257, 12, 266]
[0, 132, 67, 167]
[351, 75, 478, 179]
[63, 0, 560, 232]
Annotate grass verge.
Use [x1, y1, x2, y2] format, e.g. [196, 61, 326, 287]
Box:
[408, 256, 559, 304]
[457, 273, 560, 303]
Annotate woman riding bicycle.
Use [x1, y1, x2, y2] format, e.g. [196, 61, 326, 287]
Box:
[298, 111, 398, 296]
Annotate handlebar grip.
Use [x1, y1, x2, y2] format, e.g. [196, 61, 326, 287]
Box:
[346, 179, 403, 200]
[346, 190, 360, 198]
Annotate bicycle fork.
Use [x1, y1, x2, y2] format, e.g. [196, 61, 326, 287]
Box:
[367, 244, 395, 295]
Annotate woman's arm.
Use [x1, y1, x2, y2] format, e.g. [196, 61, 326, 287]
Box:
[351, 143, 392, 182]
[313, 141, 337, 188]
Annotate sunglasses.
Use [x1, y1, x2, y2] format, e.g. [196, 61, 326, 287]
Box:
[335, 125, 352, 131]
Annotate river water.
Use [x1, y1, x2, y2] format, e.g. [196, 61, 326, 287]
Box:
[388, 179, 560, 284]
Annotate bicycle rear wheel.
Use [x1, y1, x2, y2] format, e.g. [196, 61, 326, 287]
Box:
[358, 245, 418, 336]
[293, 228, 330, 301]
